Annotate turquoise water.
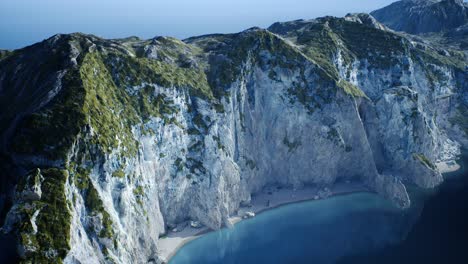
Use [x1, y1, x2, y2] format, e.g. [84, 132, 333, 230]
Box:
[170, 193, 416, 264]
[170, 154, 468, 264]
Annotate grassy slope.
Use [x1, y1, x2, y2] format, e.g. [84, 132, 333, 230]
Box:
[0, 17, 466, 262]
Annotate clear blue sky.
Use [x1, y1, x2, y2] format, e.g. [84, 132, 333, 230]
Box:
[1, 0, 399, 49]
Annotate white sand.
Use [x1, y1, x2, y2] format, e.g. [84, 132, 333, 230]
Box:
[158, 161, 464, 262]
[157, 182, 369, 263]
[157, 225, 210, 263]
[437, 160, 461, 174]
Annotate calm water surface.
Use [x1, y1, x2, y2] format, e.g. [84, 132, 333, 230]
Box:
[339, 152, 468, 264]
[170, 153, 468, 264]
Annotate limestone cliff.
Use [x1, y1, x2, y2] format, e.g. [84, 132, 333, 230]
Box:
[371, 0, 468, 51]
[0, 14, 466, 263]
[371, 0, 468, 34]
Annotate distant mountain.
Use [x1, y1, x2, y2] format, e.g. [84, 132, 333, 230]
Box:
[371, 0, 468, 34]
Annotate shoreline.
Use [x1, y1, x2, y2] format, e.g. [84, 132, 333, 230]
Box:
[159, 160, 462, 263]
[158, 182, 369, 263]
[436, 160, 461, 174]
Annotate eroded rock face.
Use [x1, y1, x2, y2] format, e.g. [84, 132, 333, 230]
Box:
[0, 14, 466, 263]
[371, 0, 468, 34]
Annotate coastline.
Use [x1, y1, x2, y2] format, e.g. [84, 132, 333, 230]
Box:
[158, 182, 369, 263]
[159, 160, 462, 263]
[437, 160, 461, 174]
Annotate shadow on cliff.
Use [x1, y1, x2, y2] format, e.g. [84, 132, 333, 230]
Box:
[337, 150, 468, 264]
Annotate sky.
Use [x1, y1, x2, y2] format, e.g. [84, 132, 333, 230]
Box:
[0, 0, 400, 50]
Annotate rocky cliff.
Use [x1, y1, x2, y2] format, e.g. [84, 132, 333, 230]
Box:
[0, 13, 466, 264]
[371, 0, 468, 51]
[371, 0, 468, 34]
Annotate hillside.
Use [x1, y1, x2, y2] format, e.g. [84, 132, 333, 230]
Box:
[0, 13, 467, 264]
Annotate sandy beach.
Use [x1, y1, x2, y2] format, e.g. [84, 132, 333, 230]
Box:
[437, 160, 461, 174]
[158, 160, 463, 263]
[157, 182, 369, 263]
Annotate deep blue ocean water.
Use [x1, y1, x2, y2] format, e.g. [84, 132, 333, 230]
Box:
[338, 152, 468, 264]
[170, 153, 468, 264]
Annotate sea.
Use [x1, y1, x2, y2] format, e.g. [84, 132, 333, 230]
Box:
[170, 152, 468, 264]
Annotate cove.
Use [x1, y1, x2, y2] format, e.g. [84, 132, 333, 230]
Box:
[169, 193, 417, 264]
[170, 153, 468, 264]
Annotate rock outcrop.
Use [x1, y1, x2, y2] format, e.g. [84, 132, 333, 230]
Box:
[0, 13, 466, 263]
[371, 0, 468, 34]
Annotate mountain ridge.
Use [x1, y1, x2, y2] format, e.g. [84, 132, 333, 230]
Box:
[371, 0, 468, 34]
[0, 12, 466, 264]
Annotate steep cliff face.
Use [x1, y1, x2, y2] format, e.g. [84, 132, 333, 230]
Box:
[371, 0, 468, 34]
[371, 0, 468, 51]
[0, 14, 466, 263]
